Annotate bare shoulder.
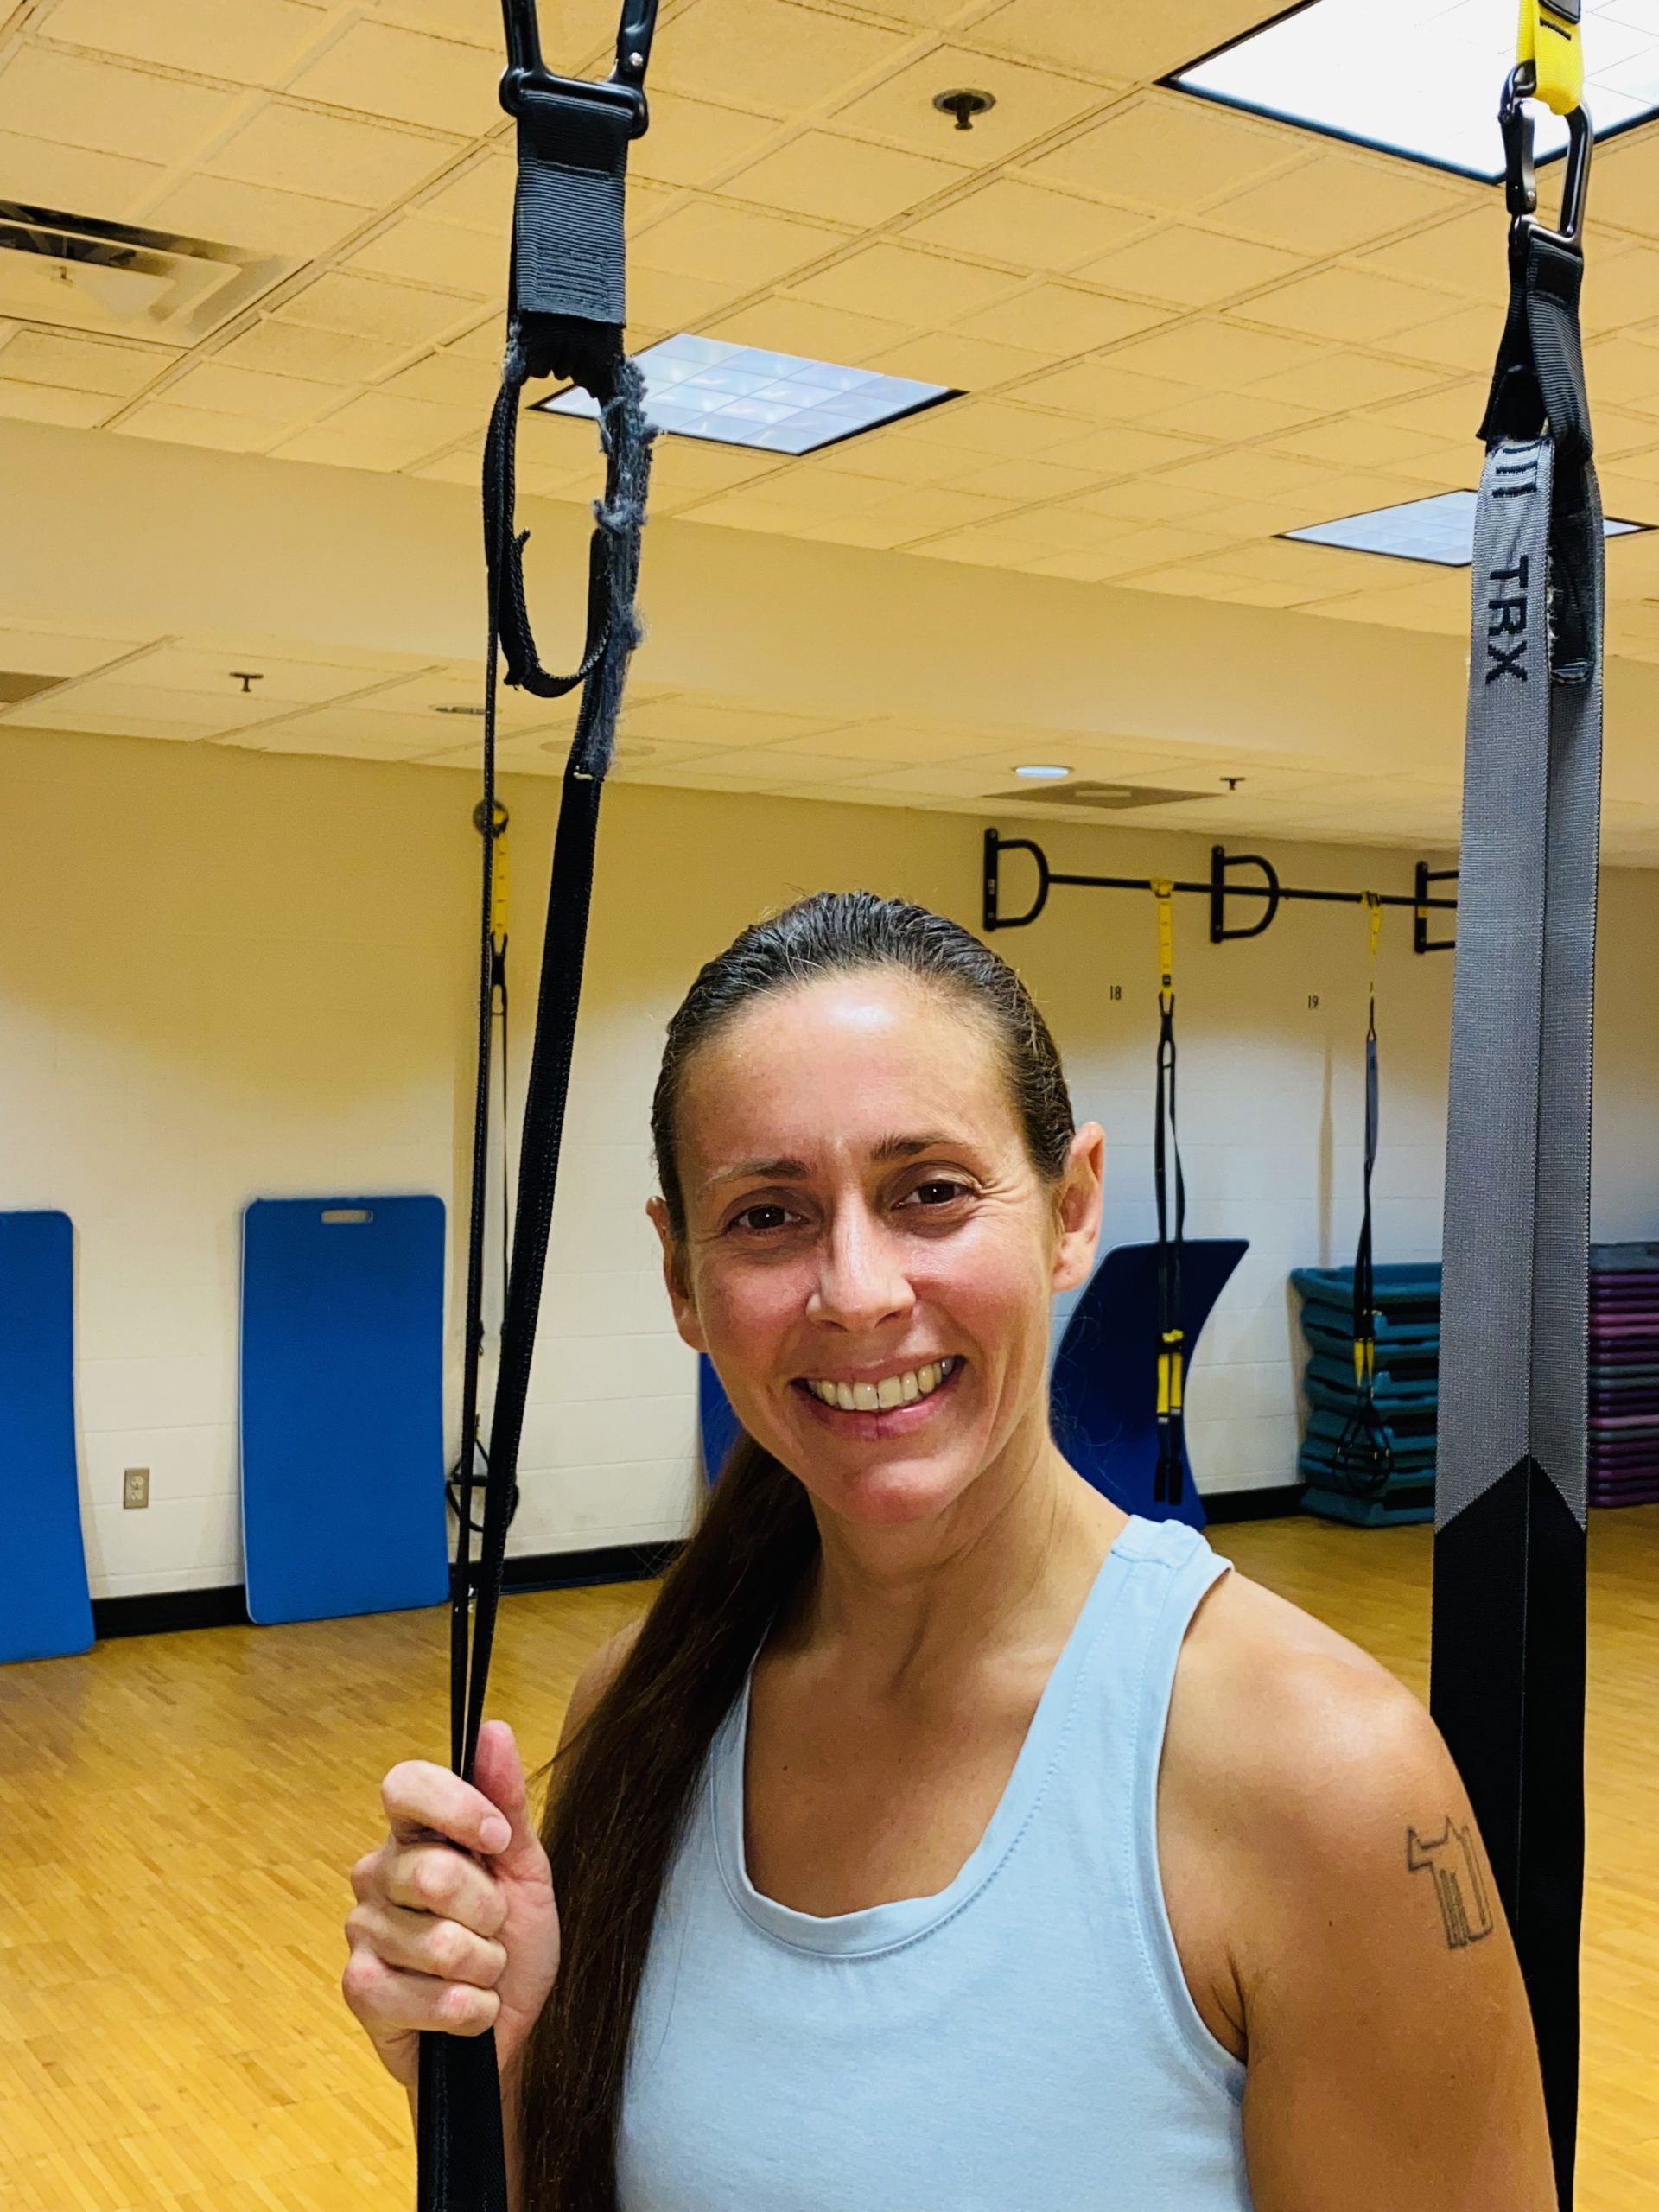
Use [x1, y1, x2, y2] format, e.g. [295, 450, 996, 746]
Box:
[556, 1616, 645, 1754]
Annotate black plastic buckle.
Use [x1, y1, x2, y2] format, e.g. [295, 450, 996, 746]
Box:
[1500, 63, 1592, 246]
[500, 0, 656, 131]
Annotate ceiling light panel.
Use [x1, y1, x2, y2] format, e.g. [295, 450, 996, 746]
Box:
[538, 334, 957, 454]
[1286, 488, 1647, 564]
[1173, 0, 1659, 180]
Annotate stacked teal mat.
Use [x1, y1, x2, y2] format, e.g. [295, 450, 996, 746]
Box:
[1290, 1263, 1441, 1527]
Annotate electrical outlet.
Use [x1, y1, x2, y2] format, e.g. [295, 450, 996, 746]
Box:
[123, 1468, 149, 1510]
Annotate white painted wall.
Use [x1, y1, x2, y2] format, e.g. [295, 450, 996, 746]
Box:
[3, 724, 1654, 1599]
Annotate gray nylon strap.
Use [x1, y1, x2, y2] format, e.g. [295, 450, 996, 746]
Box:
[1436, 434, 1604, 1533]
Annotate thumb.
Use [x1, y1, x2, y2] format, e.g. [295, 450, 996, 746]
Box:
[472, 1719, 543, 1869]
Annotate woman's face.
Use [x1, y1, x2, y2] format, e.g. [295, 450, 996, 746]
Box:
[649, 970, 1103, 1530]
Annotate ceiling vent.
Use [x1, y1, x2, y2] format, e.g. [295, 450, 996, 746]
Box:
[986, 780, 1207, 810]
[0, 200, 292, 344]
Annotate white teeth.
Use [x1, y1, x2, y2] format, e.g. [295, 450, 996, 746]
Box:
[807, 1358, 959, 1411]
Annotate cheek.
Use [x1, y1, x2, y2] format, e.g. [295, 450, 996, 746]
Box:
[696, 1254, 810, 1359]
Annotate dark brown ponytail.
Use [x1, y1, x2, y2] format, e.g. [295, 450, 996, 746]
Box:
[516, 890, 1075, 2208]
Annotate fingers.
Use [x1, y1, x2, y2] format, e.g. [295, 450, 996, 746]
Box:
[372, 1840, 508, 1936]
[341, 1944, 501, 2040]
[346, 1897, 507, 1991]
[471, 1721, 544, 1872]
[381, 1759, 512, 1857]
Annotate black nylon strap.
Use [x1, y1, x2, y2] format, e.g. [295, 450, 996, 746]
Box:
[1333, 990, 1392, 1494]
[1433, 187, 1601, 2210]
[1153, 991, 1185, 1507]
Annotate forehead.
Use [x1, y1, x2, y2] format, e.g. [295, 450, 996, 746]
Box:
[677, 972, 1016, 1167]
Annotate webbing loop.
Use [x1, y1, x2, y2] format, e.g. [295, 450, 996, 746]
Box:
[1332, 894, 1390, 1495]
[1151, 883, 1185, 1506]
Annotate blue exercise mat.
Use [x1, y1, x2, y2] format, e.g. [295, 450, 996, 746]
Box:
[1050, 1239, 1249, 1529]
[700, 1354, 742, 1484]
[241, 1196, 449, 1626]
[0, 1211, 92, 1665]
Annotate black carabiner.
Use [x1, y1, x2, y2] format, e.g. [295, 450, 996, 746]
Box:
[1500, 62, 1592, 246]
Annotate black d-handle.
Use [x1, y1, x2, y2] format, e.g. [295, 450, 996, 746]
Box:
[1209, 844, 1281, 943]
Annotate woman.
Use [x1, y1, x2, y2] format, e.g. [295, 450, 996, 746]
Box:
[344, 892, 1554, 2210]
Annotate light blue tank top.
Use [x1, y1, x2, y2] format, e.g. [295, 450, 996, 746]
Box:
[617, 1515, 1254, 2210]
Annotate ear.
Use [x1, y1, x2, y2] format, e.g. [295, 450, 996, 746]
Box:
[646, 1195, 709, 1353]
[1052, 1121, 1104, 1295]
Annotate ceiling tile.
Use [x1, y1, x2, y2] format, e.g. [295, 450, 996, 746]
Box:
[348, 214, 499, 296]
[1389, 304, 1506, 376]
[645, 440, 783, 502]
[624, 696, 843, 746]
[158, 359, 339, 419]
[214, 318, 410, 383]
[950, 454, 1102, 501]
[146, 173, 367, 258]
[626, 264, 752, 330]
[279, 387, 477, 465]
[952, 282, 1166, 355]
[653, 0, 913, 112]
[0, 329, 168, 396]
[1025, 92, 1296, 214]
[1582, 245, 1659, 337]
[41, 0, 330, 85]
[413, 152, 515, 235]
[632, 200, 845, 287]
[1011, 357, 1201, 419]
[0, 626, 137, 678]
[833, 47, 1109, 165]
[905, 180, 1148, 270]
[859, 329, 1051, 387]
[1582, 334, 1659, 411]
[0, 378, 113, 428]
[0, 48, 234, 164]
[0, 126, 163, 216]
[1160, 448, 1331, 501]
[205, 104, 453, 206]
[1583, 131, 1659, 241]
[1220, 152, 1468, 257]
[275, 270, 480, 345]
[903, 395, 1086, 454]
[379, 350, 500, 408]
[969, 0, 1139, 81]
[1041, 423, 1208, 474]
[1076, 476, 1232, 524]
[1247, 348, 1444, 411]
[1075, 224, 1301, 308]
[1271, 416, 1459, 472]
[1140, 388, 1318, 441]
[726, 131, 966, 226]
[1102, 319, 1326, 391]
[1358, 206, 1508, 301]
[285, 21, 501, 136]
[117, 646, 385, 702]
[788, 244, 1020, 322]
[366, 0, 500, 46]
[113, 401, 283, 451]
[701, 295, 914, 364]
[628, 91, 782, 188]
[1243, 267, 1455, 345]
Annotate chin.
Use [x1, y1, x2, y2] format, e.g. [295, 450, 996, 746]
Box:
[806, 1456, 976, 1528]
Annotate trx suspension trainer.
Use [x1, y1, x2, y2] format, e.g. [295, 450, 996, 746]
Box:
[1431, 5, 1600, 2202]
[421, 3, 658, 2208]
[1332, 894, 1392, 1493]
[1150, 880, 1186, 1505]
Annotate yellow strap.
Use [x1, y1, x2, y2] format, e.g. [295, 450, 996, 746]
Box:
[491, 830, 511, 940]
[1151, 879, 1174, 1001]
[1517, 0, 1584, 119]
[1364, 889, 1383, 963]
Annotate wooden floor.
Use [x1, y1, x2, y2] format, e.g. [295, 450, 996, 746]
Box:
[3, 1508, 1656, 2210]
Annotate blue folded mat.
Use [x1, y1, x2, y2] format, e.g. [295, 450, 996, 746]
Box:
[0, 1211, 92, 1664]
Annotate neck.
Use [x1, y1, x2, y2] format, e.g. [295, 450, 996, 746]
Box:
[781, 1404, 1128, 1694]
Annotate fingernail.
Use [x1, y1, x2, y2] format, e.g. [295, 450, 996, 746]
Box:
[480, 1815, 511, 1851]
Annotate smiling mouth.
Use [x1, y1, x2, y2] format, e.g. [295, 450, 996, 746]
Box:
[792, 1355, 963, 1416]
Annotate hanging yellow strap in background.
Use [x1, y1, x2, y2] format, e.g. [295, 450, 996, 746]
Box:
[1151, 877, 1174, 1004]
[1159, 1330, 1185, 1415]
[1517, 0, 1585, 118]
[1365, 888, 1383, 967]
[486, 799, 511, 939]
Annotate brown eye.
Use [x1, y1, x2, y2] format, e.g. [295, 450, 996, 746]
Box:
[907, 1179, 970, 1209]
[731, 1203, 795, 1236]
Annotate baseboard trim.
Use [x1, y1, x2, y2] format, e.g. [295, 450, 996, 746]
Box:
[90, 1541, 684, 1641]
[1201, 1484, 1305, 1523]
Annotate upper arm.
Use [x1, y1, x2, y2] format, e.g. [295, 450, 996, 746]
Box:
[1228, 1662, 1554, 2212]
[555, 1617, 644, 1758]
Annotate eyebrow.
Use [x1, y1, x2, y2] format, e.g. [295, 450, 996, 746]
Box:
[699, 1133, 963, 1198]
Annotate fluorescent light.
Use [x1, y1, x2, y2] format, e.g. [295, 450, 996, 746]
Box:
[1285, 490, 1646, 565]
[1014, 763, 1071, 779]
[1172, 0, 1659, 181]
[536, 334, 957, 454]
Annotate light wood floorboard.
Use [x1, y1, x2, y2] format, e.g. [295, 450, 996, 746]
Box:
[2, 1508, 1654, 2208]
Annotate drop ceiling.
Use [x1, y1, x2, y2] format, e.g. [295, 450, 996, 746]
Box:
[3, 0, 1659, 855]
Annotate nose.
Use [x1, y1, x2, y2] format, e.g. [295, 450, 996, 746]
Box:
[808, 1198, 914, 1335]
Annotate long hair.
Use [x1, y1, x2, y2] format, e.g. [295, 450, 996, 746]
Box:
[515, 890, 1077, 2209]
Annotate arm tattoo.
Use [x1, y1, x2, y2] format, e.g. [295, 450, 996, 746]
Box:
[1407, 1820, 1495, 1949]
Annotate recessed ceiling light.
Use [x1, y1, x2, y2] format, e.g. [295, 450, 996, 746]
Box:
[535, 333, 958, 455]
[1171, 0, 1659, 181]
[1014, 763, 1071, 779]
[1284, 489, 1646, 566]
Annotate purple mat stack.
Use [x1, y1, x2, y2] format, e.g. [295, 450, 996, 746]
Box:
[1590, 1241, 1659, 1508]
